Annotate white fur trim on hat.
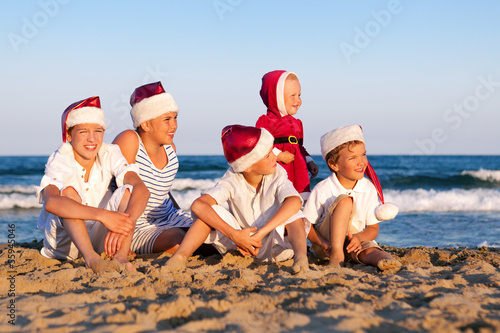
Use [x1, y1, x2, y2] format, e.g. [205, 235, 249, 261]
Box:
[276, 72, 297, 117]
[66, 107, 107, 129]
[229, 129, 274, 172]
[131, 92, 178, 128]
[320, 125, 364, 160]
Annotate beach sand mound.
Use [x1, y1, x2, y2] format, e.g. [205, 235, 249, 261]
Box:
[1, 242, 499, 332]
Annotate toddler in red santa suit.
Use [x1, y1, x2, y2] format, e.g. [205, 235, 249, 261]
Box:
[256, 70, 319, 201]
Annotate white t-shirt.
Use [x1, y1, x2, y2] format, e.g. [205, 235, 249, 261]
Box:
[303, 173, 381, 232]
[36, 142, 139, 230]
[204, 164, 302, 229]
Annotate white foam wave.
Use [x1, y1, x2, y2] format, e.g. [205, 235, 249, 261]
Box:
[0, 193, 41, 210]
[0, 185, 37, 194]
[461, 169, 500, 182]
[385, 188, 500, 212]
[171, 178, 220, 191]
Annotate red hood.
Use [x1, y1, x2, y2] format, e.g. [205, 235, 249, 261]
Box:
[260, 70, 287, 117]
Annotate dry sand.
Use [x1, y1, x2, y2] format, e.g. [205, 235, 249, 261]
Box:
[1, 241, 500, 333]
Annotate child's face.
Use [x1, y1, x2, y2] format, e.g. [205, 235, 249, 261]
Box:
[67, 123, 104, 166]
[146, 112, 178, 145]
[283, 79, 302, 116]
[246, 149, 277, 175]
[328, 142, 367, 189]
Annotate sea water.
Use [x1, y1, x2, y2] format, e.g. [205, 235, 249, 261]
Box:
[1, 155, 499, 248]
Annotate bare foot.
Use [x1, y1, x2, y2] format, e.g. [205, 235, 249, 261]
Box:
[291, 255, 309, 275]
[86, 257, 123, 274]
[114, 254, 137, 272]
[328, 252, 345, 268]
[164, 254, 188, 272]
[377, 259, 402, 271]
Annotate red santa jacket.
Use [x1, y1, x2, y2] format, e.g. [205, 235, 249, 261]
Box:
[256, 70, 312, 195]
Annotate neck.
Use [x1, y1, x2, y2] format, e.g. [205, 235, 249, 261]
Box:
[243, 172, 264, 191]
[336, 173, 358, 190]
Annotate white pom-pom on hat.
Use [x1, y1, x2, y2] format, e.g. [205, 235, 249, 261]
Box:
[375, 202, 399, 221]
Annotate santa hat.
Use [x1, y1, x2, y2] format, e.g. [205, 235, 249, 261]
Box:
[130, 81, 178, 128]
[61, 96, 106, 142]
[260, 70, 298, 117]
[221, 125, 274, 172]
[320, 124, 399, 221]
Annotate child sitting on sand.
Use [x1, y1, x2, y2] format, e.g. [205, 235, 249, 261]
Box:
[256, 70, 319, 201]
[36, 97, 149, 273]
[113, 81, 195, 255]
[303, 125, 400, 270]
[166, 125, 310, 274]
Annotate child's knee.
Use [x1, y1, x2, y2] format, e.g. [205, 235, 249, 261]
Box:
[61, 186, 81, 203]
[337, 196, 353, 209]
[118, 188, 131, 212]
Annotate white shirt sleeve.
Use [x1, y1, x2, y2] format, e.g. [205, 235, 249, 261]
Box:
[36, 143, 76, 203]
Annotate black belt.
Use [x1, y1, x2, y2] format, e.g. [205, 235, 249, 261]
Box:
[274, 136, 303, 145]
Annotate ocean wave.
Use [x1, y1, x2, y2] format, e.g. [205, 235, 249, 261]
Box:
[461, 169, 500, 182]
[171, 178, 220, 191]
[0, 193, 41, 210]
[0, 185, 37, 195]
[386, 188, 500, 212]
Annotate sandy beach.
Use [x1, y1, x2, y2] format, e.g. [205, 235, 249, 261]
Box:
[1, 241, 499, 333]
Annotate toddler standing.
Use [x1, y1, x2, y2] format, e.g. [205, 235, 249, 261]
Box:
[256, 70, 318, 201]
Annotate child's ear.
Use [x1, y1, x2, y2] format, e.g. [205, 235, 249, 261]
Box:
[140, 121, 150, 132]
[327, 160, 339, 172]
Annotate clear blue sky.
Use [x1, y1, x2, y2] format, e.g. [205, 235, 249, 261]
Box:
[1, 0, 499, 156]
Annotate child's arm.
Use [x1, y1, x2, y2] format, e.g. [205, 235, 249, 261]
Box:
[104, 171, 150, 255]
[112, 130, 139, 164]
[346, 224, 380, 254]
[191, 194, 262, 256]
[42, 185, 134, 236]
[251, 195, 302, 243]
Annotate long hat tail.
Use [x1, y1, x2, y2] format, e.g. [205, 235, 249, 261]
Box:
[364, 160, 384, 204]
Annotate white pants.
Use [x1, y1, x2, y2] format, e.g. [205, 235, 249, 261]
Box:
[39, 185, 132, 261]
[204, 205, 310, 262]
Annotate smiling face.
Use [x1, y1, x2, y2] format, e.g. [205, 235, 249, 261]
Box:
[145, 112, 178, 145]
[328, 142, 367, 189]
[66, 123, 105, 168]
[283, 78, 302, 116]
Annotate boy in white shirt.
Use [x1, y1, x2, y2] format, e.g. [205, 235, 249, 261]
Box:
[166, 125, 310, 274]
[36, 96, 149, 273]
[303, 125, 400, 270]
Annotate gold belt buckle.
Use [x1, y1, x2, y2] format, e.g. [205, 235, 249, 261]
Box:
[288, 136, 298, 144]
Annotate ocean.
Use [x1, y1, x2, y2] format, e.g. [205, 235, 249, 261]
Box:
[1, 155, 499, 249]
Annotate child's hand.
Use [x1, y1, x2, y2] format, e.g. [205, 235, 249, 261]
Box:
[307, 161, 319, 178]
[346, 230, 362, 254]
[230, 227, 262, 257]
[322, 240, 332, 258]
[278, 151, 295, 164]
[104, 231, 126, 257]
[101, 211, 134, 236]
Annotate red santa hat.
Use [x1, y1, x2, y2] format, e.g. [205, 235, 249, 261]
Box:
[260, 70, 298, 117]
[61, 96, 106, 142]
[221, 125, 274, 172]
[320, 124, 399, 221]
[130, 81, 178, 128]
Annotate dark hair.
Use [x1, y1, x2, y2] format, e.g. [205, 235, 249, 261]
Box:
[325, 140, 364, 172]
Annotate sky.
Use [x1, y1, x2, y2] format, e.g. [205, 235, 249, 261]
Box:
[1, 0, 499, 156]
